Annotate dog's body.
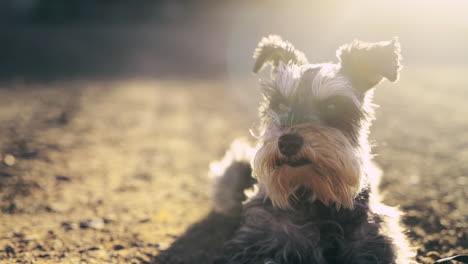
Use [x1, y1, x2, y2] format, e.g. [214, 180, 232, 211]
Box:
[211, 35, 414, 264]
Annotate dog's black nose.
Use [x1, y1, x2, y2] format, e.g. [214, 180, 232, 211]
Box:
[278, 134, 303, 157]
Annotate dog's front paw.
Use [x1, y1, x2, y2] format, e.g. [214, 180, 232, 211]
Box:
[213, 161, 254, 215]
[210, 139, 256, 215]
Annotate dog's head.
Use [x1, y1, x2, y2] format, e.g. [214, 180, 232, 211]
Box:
[252, 35, 401, 209]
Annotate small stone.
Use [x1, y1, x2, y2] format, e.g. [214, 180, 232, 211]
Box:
[167, 234, 178, 239]
[130, 242, 142, 248]
[78, 246, 100, 254]
[51, 239, 64, 250]
[157, 242, 169, 251]
[4, 202, 17, 213]
[413, 226, 426, 237]
[55, 175, 71, 182]
[13, 232, 25, 238]
[80, 218, 105, 230]
[87, 246, 101, 251]
[0, 171, 12, 177]
[404, 215, 421, 226]
[102, 217, 114, 224]
[113, 244, 125, 250]
[3, 154, 15, 166]
[426, 251, 441, 260]
[61, 221, 78, 231]
[34, 244, 46, 251]
[24, 235, 37, 242]
[37, 253, 50, 258]
[5, 245, 15, 256]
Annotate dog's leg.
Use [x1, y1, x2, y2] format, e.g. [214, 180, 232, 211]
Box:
[212, 200, 276, 264]
[210, 139, 256, 215]
[336, 208, 413, 264]
[337, 230, 398, 264]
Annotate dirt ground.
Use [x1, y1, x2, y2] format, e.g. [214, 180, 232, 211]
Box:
[0, 66, 467, 263]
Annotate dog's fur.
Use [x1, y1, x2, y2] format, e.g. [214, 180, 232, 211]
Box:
[211, 35, 414, 264]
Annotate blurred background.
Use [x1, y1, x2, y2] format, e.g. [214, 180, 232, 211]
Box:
[0, 0, 467, 263]
[2, 0, 468, 80]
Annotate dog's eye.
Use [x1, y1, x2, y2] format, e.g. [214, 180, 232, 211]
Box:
[319, 97, 348, 118]
[326, 103, 336, 112]
[278, 103, 291, 113]
[319, 96, 362, 123]
[320, 103, 338, 116]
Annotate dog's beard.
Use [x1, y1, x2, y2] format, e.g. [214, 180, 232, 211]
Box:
[254, 124, 362, 210]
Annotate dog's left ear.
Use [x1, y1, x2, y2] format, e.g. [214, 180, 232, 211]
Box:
[337, 38, 402, 92]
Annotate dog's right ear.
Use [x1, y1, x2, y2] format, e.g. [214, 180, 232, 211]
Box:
[252, 35, 309, 74]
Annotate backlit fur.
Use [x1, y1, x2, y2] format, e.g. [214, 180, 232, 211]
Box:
[210, 35, 414, 264]
[254, 61, 371, 209]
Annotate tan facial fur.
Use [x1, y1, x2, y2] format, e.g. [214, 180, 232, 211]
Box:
[254, 124, 362, 210]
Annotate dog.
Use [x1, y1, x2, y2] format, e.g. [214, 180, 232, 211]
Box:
[209, 35, 415, 264]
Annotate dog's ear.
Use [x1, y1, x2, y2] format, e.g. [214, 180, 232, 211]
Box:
[253, 35, 308, 74]
[337, 38, 401, 92]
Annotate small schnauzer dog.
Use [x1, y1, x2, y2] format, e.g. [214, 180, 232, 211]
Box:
[210, 35, 415, 264]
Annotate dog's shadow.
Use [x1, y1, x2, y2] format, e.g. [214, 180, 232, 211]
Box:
[153, 211, 240, 264]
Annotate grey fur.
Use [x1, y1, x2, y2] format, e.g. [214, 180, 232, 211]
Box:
[212, 35, 413, 264]
[213, 161, 255, 215]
